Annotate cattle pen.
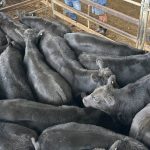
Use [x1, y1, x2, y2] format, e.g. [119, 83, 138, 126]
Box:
[0, 0, 150, 50]
[0, 1, 150, 149]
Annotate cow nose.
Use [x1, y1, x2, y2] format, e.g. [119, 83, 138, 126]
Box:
[83, 97, 89, 107]
[82, 98, 86, 105]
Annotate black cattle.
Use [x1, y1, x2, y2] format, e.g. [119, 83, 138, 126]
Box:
[64, 32, 145, 56]
[0, 12, 27, 47]
[20, 15, 71, 37]
[82, 53, 150, 87]
[0, 99, 122, 133]
[0, 122, 37, 150]
[39, 32, 114, 96]
[109, 138, 148, 150]
[22, 29, 72, 105]
[32, 122, 148, 150]
[0, 43, 34, 100]
[130, 104, 150, 148]
[83, 74, 150, 126]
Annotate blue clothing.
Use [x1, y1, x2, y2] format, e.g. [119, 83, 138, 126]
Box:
[64, 0, 81, 21]
[92, 0, 107, 15]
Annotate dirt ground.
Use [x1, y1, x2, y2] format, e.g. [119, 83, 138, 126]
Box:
[71, 0, 142, 47]
[106, 0, 141, 46]
[5, 0, 142, 47]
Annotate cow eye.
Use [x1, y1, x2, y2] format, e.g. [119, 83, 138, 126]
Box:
[92, 95, 98, 102]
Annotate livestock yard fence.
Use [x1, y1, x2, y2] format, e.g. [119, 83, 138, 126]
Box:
[0, 0, 150, 50]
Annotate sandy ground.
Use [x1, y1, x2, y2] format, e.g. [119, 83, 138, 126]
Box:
[5, 0, 142, 47]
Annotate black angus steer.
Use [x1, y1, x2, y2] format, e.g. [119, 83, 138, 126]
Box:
[20, 15, 71, 37]
[0, 122, 37, 150]
[0, 12, 27, 48]
[0, 42, 34, 100]
[130, 104, 150, 148]
[39, 32, 114, 96]
[64, 32, 145, 56]
[83, 74, 150, 126]
[80, 52, 150, 87]
[0, 99, 122, 133]
[31, 122, 148, 150]
[22, 29, 72, 106]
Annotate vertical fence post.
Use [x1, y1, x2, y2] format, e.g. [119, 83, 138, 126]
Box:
[44, 0, 49, 18]
[51, 0, 55, 17]
[87, 4, 90, 28]
[136, 0, 150, 49]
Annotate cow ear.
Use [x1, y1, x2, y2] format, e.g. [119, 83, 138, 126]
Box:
[96, 57, 104, 70]
[107, 75, 116, 87]
[91, 73, 99, 82]
[15, 28, 24, 38]
[5, 35, 11, 45]
[37, 30, 45, 39]
[109, 140, 121, 150]
[31, 137, 39, 150]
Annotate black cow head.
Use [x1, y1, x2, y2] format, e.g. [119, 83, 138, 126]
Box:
[83, 75, 116, 114]
[15, 28, 44, 44]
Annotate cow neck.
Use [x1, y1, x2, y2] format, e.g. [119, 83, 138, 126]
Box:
[25, 38, 40, 58]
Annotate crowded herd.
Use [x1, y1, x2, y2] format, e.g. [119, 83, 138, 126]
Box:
[0, 11, 149, 150]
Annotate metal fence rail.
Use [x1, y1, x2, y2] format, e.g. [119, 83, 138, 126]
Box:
[53, 0, 137, 41]
[0, 0, 41, 12]
[137, 0, 150, 49]
[50, 0, 150, 50]
[80, 0, 139, 25]
[0, 0, 149, 50]
[122, 0, 141, 7]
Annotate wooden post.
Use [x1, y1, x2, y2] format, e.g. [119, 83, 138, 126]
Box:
[51, 0, 55, 17]
[87, 4, 90, 28]
[40, 0, 150, 48]
[122, 0, 141, 7]
[44, 0, 48, 17]
[136, 0, 150, 49]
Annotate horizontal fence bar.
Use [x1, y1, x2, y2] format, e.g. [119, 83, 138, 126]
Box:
[0, 0, 41, 12]
[13, 7, 46, 19]
[0, 0, 140, 45]
[29, 7, 46, 14]
[41, 0, 52, 8]
[122, 0, 141, 6]
[54, 10, 114, 42]
[53, 0, 137, 41]
[80, 0, 139, 25]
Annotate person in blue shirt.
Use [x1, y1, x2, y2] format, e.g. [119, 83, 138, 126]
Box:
[91, 0, 108, 35]
[64, 0, 81, 21]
